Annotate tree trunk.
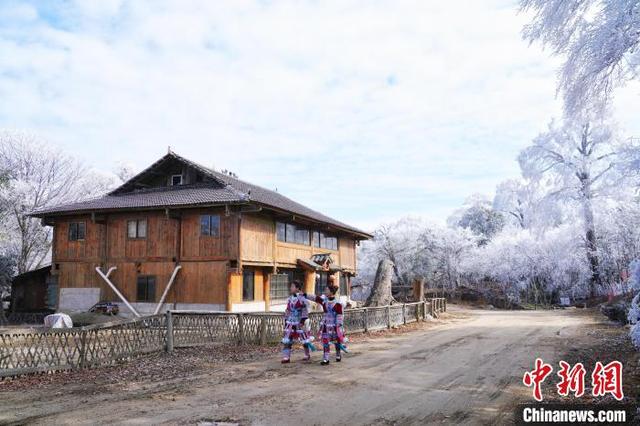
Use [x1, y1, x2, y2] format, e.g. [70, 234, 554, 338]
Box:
[581, 187, 601, 298]
[0, 293, 7, 326]
[365, 259, 396, 307]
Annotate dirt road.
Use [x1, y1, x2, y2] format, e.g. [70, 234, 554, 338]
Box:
[0, 307, 606, 425]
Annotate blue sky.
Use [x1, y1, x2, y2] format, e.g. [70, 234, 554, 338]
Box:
[1, 0, 639, 231]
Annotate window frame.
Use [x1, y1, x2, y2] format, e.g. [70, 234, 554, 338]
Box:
[200, 214, 221, 237]
[270, 273, 290, 301]
[68, 221, 86, 241]
[276, 221, 311, 246]
[242, 269, 255, 302]
[171, 174, 183, 186]
[136, 275, 156, 302]
[270, 270, 304, 301]
[127, 219, 148, 239]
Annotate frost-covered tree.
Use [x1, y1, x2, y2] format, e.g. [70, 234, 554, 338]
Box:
[420, 226, 476, 290]
[521, 0, 640, 115]
[114, 160, 138, 182]
[0, 131, 117, 273]
[0, 254, 16, 324]
[518, 116, 628, 296]
[493, 180, 529, 229]
[493, 179, 565, 230]
[627, 259, 640, 347]
[448, 194, 505, 244]
[462, 224, 590, 305]
[365, 217, 428, 287]
[596, 198, 640, 286]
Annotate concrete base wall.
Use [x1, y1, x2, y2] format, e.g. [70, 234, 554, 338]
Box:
[118, 302, 227, 317]
[59, 288, 101, 312]
[230, 301, 267, 313]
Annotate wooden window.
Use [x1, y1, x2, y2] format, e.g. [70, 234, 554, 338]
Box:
[285, 223, 296, 243]
[315, 272, 329, 295]
[326, 236, 338, 250]
[276, 222, 286, 242]
[171, 175, 183, 186]
[294, 228, 310, 245]
[276, 222, 310, 245]
[136, 276, 156, 302]
[68, 222, 86, 241]
[270, 270, 304, 300]
[313, 231, 337, 250]
[270, 274, 289, 300]
[127, 219, 147, 239]
[242, 269, 255, 301]
[200, 215, 220, 237]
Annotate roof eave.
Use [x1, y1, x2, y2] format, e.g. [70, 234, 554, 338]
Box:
[29, 200, 251, 219]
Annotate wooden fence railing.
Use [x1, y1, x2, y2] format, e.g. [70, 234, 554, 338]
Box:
[0, 298, 446, 378]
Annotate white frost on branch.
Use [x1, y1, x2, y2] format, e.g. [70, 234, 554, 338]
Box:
[521, 0, 640, 115]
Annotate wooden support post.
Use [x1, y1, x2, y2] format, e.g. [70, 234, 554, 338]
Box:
[363, 308, 368, 332]
[154, 265, 182, 315]
[259, 316, 267, 345]
[386, 305, 391, 329]
[263, 271, 271, 312]
[79, 330, 87, 369]
[237, 314, 245, 345]
[166, 311, 174, 353]
[412, 278, 425, 301]
[402, 303, 407, 325]
[226, 272, 233, 312]
[95, 266, 140, 317]
[303, 269, 315, 295]
[444, 298, 447, 312]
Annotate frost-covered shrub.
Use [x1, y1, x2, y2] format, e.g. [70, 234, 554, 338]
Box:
[627, 260, 640, 348]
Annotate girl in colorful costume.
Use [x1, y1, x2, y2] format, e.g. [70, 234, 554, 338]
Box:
[307, 281, 347, 365]
[281, 280, 314, 363]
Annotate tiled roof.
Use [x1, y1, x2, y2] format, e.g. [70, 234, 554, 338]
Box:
[31, 185, 245, 214]
[31, 152, 371, 238]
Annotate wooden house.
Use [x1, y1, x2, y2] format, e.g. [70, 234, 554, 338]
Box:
[10, 265, 56, 313]
[31, 152, 371, 316]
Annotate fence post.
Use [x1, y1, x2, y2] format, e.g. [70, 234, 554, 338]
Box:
[259, 316, 267, 345]
[363, 308, 368, 332]
[79, 329, 87, 369]
[237, 314, 245, 345]
[402, 303, 407, 325]
[166, 311, 174, 353]
[386, 305, 391, 329]
[444, 298, 447, 312]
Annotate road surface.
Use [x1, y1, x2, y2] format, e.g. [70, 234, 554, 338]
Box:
[1, 307, 601, 425]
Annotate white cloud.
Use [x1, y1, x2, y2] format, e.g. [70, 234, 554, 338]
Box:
[0, 0, 637, 231]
